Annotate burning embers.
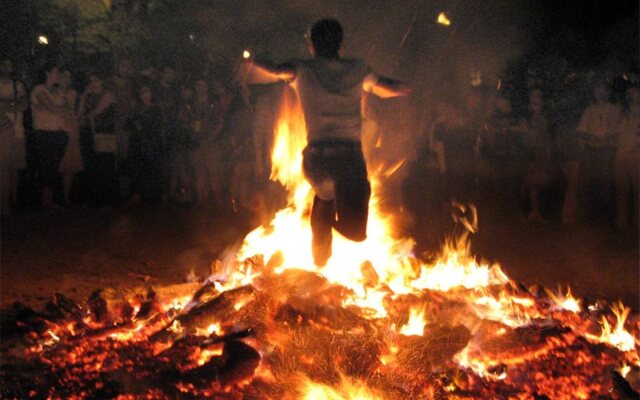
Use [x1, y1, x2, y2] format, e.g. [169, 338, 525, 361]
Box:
[2, 249, 639, 399]
[2, 88, 639, 399]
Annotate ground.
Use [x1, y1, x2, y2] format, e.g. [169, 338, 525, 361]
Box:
[1, 188, 638, 311]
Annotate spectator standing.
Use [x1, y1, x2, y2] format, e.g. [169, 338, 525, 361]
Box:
[58, 68, 83, 202]
[486, 94, 523, 207]
[227, 81, 257, 213]
[434, 100, 476, 204]
[78, 74, 117, 206]
[30, 64, 70, 208]
[614, 86, 640, 230]
[0, 58, 28, 216]
[576, 82, 621, 222]
[556, 117, 582, 226]
[190, 78, 223, 208]
[155, 65, 179, 198]
[171, 83, 197, 203]
[520, 88, 554, 222]
[127, 84, 164, 205]
[155, 65, 179, 123]
[112, 58, 136, 197]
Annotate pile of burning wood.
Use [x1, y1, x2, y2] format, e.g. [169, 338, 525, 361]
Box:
[1, 251, 638, 399]
[2, 91, 638, 399]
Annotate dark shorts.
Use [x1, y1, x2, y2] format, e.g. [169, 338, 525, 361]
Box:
[32, 130, 68, 188]
[303, 140, 371, 240]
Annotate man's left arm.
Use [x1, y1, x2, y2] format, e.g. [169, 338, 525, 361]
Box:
[364, 75, 411, 98]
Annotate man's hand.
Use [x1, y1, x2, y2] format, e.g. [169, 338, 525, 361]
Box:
[367, 76, 412, 98]
[235, 57, 296, 85]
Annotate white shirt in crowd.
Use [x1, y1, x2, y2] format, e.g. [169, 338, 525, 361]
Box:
[577, 102, 621, 140]
[30, 84, 67, 132]
[291, 58, 378, 144]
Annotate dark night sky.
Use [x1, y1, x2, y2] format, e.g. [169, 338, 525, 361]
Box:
[1, 0, 637, 86]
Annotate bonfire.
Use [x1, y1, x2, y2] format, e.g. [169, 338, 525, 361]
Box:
[1, 88, 638, 399]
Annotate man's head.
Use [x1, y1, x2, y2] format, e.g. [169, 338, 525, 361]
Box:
[626, 86, 640, 107]
[59, 67, 73, 89]
[594, 82, 610, 104]
[43, 63, 60, 85]
[138, 83, 153, 106]
[194, 79, 209, 97]
[528, 87, 544, 114]
[86, 74, 104, 95]
[160, 65, 176, 85]
[117, 58, 134, 78]
[308, 18, 343, 59]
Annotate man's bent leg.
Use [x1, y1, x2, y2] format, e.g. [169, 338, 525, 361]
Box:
[311, 195, 336, 266]
[333, 152, 371, 242]
[334, 183, 370, 241]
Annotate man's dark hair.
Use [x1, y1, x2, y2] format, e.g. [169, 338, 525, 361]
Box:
[39, 61, 59, 83]
[310, 18, 343, 59]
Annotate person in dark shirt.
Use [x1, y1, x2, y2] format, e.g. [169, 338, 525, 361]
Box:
[433, 100, 477, 204]
[78, 73, 118, 206]
[189, 78, 225, 209]
[127, 83, 164, 205]
[170, 83, 196, 203]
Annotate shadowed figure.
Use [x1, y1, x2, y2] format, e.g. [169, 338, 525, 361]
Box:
[238, 18, 411, 266]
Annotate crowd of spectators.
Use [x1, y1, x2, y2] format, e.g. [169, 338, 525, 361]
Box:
[418, 78, 639, 230]
[1, 56, 638, 231]
[0, 57, 277, 218]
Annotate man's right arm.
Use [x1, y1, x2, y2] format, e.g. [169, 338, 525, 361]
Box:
[236, 61, 296, 85]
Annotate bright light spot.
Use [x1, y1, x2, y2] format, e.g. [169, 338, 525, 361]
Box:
[399, 306, 427, 336]
[46, 330, 60, 342]
[437, 12, 451, 26]
[620, 364, 631, 378]
[207, 322, 222, 335]
[243, 50, 251, 59]
[38, 35, 49, 45]
[470, 70, 483, 87]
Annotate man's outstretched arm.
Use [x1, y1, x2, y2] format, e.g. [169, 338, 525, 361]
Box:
[236, 61, 296, 85]
[365, 75, 412, 98]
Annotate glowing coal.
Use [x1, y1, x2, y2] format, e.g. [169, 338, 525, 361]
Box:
[2, 87, 638, 399]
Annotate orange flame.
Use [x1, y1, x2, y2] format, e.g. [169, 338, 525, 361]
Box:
[300, 375, 384, 400]
[586, 301, 637, 352]
[546, 287, 582, 313]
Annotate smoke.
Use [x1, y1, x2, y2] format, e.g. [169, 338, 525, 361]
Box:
[159, 0, 530, 237]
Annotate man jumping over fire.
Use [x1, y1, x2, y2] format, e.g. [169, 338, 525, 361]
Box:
[239, 18, 411, 266]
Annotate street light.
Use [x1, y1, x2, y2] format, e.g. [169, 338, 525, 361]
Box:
[38, 35, 49, 45]
[437, 12, 451, 27]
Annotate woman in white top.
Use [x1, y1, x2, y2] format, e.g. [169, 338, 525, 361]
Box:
[576, 82, 621, 222]
[30, 63, 70, 208]
[0, 58, 28, 216]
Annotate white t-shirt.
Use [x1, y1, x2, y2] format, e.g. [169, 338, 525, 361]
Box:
[30, 84, 67, 131]
[577, 103, 621, 139]
[291, 58, 377, 143]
